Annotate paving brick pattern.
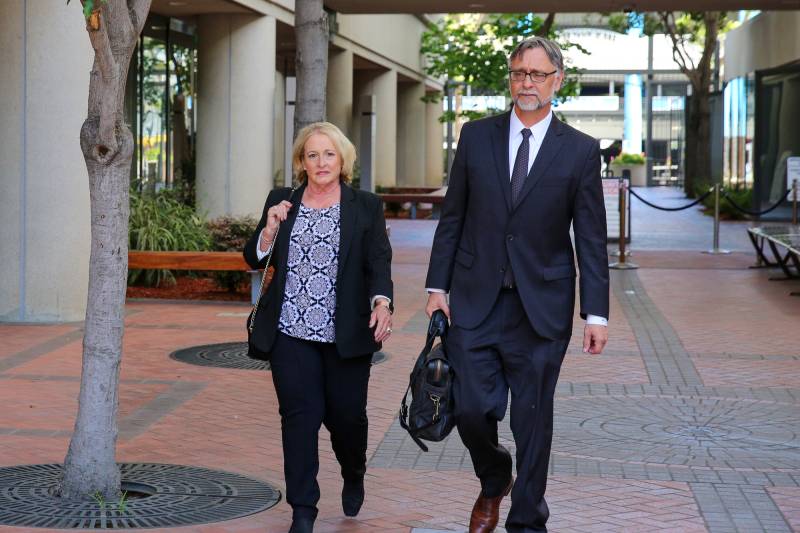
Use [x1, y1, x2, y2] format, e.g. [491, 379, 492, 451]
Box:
[1, 217, 799, 532]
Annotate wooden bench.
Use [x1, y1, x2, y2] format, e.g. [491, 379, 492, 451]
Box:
[128, 250, 264, 304]
[746, 226, 800, 294]
[379, 187, 447, 219]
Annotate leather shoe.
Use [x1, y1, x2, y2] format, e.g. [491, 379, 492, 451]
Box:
[342, 478, 365, 517]
[469, 477, 513, 533]
[288, 515, 314, 533]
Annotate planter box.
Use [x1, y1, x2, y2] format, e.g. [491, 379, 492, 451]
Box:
[611, 163, 646, 187]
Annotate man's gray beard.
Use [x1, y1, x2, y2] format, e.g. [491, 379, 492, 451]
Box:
[514, 94, 551, 112]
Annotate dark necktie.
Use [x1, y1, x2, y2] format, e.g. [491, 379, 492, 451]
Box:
[503, 128, 531, 288]
[511, 128, 532, 205]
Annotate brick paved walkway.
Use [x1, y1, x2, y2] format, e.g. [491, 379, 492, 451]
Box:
[1, 217, 798, 533]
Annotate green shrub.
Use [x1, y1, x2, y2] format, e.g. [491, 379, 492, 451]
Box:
[128, 190, 212, 286]
[697, 182, 753, 220]
[612, 152, 646, 165]
[206, 215, 259, 292]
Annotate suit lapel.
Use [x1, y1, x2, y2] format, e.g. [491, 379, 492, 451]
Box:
[513, 116, 565, 210]
[336, 184, 356, 281]
[490, 111, 512, 212]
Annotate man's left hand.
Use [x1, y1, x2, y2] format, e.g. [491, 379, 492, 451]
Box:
[583, 324, 608, 355]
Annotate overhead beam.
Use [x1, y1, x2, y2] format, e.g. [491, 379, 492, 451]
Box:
[324, 0, 800, 14]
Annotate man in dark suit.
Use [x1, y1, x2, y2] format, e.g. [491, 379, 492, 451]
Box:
[425, 37, 609, 533]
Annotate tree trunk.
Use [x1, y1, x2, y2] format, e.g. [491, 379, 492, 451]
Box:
[59, 0, 151, 501]
[684, 89, 711, 196]
[681, 11, 719, 197]
[294, 0, 328, 138]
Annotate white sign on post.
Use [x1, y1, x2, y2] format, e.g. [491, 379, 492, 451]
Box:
[788, 157, 800, 192]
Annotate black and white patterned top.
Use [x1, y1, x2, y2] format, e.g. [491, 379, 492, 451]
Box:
[278, 203, 341, 343]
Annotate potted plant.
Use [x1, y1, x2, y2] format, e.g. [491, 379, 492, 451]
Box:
[610, 152, 647, 187]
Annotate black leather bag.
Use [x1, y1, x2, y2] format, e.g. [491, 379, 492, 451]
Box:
[246, 303, 271, 361]
[399, 310, 455, 451]
[246, 263, 274, 361]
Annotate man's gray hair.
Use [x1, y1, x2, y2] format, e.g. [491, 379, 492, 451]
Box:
[508, 37, 564, 73]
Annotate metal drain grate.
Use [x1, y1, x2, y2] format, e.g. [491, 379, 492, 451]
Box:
[0, 463, 281, 529]
[171, 342, 388, 370]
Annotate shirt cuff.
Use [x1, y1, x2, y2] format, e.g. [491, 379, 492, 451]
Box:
[426, 288, 447, 294]
[255, 228, 273, 261]
[371, 295, 391, 310]
[586, 314, 608, 326]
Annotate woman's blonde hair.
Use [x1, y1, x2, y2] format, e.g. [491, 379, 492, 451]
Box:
[292, 122, 356, 184]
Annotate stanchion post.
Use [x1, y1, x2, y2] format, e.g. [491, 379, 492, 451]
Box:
[610, 176, 630, 257]
[793, 178, 798, 226]
[610, 178, 638, 270]
[703, 183, 731, 255]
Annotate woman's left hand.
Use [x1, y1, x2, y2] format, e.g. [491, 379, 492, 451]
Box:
[370, 304, 393, 343]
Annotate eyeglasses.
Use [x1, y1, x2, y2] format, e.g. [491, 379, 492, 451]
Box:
[509, 70, 558, 83]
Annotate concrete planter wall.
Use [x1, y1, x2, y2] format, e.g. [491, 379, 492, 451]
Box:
[611, 163, 647, 187]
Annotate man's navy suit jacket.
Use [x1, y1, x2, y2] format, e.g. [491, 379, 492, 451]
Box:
[425, 110, 609, 340]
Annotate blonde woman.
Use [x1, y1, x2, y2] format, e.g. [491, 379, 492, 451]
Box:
[244, 122, 393, 533]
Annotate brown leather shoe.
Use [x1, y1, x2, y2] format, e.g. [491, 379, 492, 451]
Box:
[468, 477, 513, 533]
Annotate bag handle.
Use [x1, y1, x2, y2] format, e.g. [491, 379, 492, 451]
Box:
[248, 187, 296, 334]
[420, 309, 448, 355]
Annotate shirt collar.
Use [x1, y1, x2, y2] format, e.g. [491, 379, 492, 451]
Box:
[509, 107, 553, 141]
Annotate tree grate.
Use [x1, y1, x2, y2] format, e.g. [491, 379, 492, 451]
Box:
[0, 463, 281, 529]
[170, 342, 388, 370]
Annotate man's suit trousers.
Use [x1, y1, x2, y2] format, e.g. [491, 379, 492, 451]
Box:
[449, 289, 569, 533]
[270, 332, 372, 518]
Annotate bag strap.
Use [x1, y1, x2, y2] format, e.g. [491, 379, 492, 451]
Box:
[248, 188, 296, 334]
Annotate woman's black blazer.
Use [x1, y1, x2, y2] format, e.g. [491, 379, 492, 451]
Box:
[243, 183, 393, 359]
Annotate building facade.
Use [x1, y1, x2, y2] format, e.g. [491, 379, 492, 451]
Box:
[0, 0, 443, 322]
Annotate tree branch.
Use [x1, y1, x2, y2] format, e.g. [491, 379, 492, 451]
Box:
[129, 0, 152, 35]
[659, 12, 695, 76]
[105, 0, 134, 45]
[86, 7, 119, 160]
[536, 13, 556, 37]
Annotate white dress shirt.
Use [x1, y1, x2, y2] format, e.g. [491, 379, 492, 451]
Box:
[428, 108, 608, 327]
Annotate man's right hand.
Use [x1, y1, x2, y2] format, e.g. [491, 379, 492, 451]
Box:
[425, 292, 450, 320]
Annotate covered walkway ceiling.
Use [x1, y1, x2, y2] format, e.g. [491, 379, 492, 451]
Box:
[324, 0, 800, 13]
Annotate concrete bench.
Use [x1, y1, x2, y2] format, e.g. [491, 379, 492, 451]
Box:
[128, 250, 265, 304]
[379, 187, 446, 219]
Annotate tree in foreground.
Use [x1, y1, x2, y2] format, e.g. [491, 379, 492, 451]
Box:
[610, 11, 735, 196]
[58, 0, 152, 501]
[420, 13, 583, 123]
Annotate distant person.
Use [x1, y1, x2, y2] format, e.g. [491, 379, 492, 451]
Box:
[244, 122, 393, 533]
[425, 37, 609, 533]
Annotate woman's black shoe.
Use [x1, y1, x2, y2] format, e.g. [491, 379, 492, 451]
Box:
[288, 515, 314, 533]
[342, 478, 365, 517]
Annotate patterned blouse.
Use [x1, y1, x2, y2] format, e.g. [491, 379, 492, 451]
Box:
[278, 203, 341, 343]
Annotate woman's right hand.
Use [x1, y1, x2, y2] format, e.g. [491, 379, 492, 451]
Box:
[264, 200, 293, 240]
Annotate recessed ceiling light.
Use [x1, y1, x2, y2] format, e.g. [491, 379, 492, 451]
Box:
[169, 1, 187, 5]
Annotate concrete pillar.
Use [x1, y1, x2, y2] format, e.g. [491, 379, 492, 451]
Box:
[397, 81, 426, 187]
[197, 14, 276, 218]
[623, 73, 643, 155]
[326, 48, 353, 137]
[0, 0, 93, 322]
[354, 68, 397, 187]
[425, 92, 444, 187]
